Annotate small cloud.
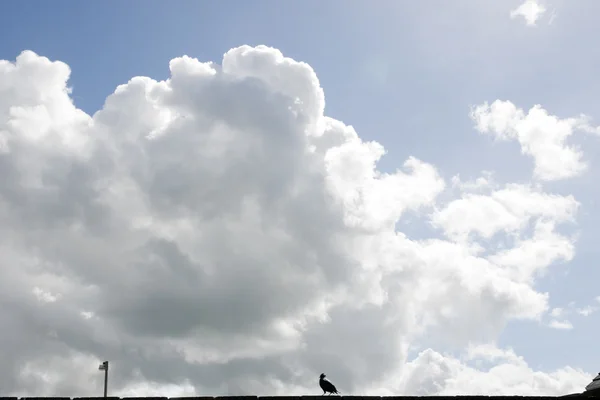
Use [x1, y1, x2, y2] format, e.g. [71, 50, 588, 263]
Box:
[548, 319, 573, 330]
[548, 9, 558, 25]
[549, 307, 564, 317]
[32, 287, 59, 303]
[450, 171, 495, 192]
[80, 311, 95, 320]
[576, 306, 597, 317]
[510, 0, 547, 26]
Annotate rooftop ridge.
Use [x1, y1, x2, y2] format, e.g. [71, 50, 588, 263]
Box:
[3, 395, 598, 400]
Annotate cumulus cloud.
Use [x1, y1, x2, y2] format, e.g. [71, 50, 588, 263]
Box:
[470, 100, 593, 181]
[0, 46, 592, 397]
[510, 0, 547, 26]
[391, 345, 588, 396]
[432, 182, 578, 242]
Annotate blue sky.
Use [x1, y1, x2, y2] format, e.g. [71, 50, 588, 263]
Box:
[1, 0, 599, 395]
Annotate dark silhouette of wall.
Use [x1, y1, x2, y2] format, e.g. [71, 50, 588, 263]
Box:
[2, 394, 599, 400]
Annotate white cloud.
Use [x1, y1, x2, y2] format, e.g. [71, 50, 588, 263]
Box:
[450, 172, 494, 193]
[471, 100, 590, 181]
[80, 311, 95, 320]
[432, 182, 578, 242]
[510, 0, 547, 26]
[32, 287, 60, 303]
[576, 306, 597, 317]
[545, 297, 600, 323]
[550, 307, 564, 317]
[0, 46, 593, 396]
[548, 9, 558, 25]
[389, 346, 588, 396]
[548, 320, 574, 330]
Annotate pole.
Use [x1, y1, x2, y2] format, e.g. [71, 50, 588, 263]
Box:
[99, 361, 109, 398]
[103, 362, 108, 398]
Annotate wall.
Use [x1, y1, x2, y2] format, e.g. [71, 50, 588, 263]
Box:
[4, 395, 598, 400]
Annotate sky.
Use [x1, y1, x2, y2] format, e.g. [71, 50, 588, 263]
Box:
[0, 0, 599, 396]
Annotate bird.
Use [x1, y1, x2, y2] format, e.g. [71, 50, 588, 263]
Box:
[319, 373, 340, 395]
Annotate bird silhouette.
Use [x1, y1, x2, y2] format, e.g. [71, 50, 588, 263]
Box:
[319, 373, 340, 395]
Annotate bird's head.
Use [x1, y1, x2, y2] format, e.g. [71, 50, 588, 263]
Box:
[320, 373, 326, 379]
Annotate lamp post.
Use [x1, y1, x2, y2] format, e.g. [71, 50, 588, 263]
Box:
[98, 361, 109, 398]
